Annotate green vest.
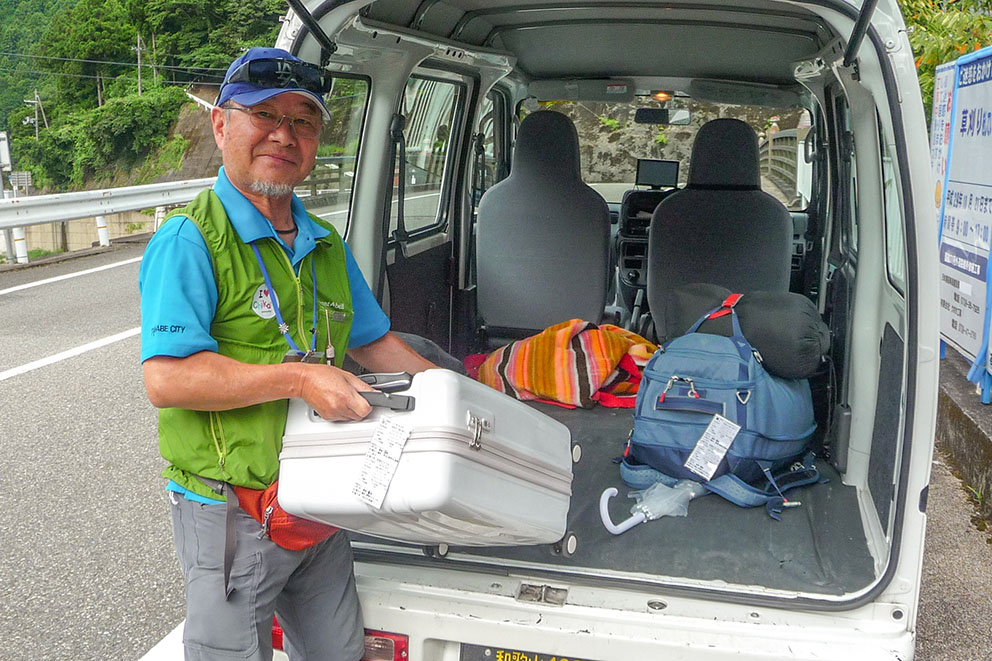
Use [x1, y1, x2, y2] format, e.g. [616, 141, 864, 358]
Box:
[158, 189, 354, 500]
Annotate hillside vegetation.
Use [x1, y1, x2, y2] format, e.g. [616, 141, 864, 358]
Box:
[1, 0, 990, 192]
[0, 0, 283, 191]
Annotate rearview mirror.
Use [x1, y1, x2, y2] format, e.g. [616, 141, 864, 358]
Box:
[634, 107, 691, 125]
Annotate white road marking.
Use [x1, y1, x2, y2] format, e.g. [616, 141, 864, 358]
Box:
[0, 256, 144, 296]
[0, 327, 140, 382]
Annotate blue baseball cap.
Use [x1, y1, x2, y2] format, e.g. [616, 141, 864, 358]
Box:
[216, 47, 331, 120]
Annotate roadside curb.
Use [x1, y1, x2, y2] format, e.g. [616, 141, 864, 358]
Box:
[936, 348, 992, 522]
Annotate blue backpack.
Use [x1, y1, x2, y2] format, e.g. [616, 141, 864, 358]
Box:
[621, 294, 820, 518]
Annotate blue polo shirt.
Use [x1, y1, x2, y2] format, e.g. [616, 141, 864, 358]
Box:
[140, 166, 389, 362]
[140, 167, 390, 504]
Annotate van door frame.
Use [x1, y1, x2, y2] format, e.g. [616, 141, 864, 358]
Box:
[381, 67, 475, 350]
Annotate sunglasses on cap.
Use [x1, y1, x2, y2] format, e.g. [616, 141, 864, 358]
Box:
[224, 58, 333, 96]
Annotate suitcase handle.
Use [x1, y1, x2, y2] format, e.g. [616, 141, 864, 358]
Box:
[359, 390, 416, 411]
[357, 372, 413, 393]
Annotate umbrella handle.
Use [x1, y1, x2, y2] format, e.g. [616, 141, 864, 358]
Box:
[599, 487, 646, 535]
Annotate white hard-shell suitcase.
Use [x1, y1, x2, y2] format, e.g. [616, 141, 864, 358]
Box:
[278, 369, 573, 546]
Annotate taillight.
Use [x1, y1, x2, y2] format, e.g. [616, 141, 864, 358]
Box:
[272, 616, 284, 651]
[269, 619, 407, 659]
[363, 629, 409, 660]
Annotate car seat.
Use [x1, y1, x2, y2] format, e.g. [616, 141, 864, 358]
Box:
[646, 117, 793, 342]
[476, 110, 611, 340]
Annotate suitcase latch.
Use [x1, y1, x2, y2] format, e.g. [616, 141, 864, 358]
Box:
[467, 412, 491, 450]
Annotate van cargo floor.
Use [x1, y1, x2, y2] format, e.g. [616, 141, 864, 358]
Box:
[355, 403, 876, 596]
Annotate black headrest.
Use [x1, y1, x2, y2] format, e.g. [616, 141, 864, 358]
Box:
[512, 111, 582, 180]
[686, 118, 761, 190]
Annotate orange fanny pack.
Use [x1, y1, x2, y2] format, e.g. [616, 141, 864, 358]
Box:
[232, 481, 338, 552]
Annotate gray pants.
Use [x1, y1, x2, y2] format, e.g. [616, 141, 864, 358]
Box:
[169, 492, 364, 661]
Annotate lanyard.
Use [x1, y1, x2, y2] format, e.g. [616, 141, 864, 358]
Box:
[250, 241, 318, 357]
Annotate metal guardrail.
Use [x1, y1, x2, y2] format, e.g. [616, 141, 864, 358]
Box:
[0, 178, 217, 231]
[759, 128, 801, 204]
[306, 155, 356, 200]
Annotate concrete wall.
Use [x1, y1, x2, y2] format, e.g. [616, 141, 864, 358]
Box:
[936, 350, 992, 522]
[1, 209, 153, 257]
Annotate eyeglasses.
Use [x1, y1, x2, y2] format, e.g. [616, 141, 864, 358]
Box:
[225, 104, 322, 139]
[224, 58, 333, 96]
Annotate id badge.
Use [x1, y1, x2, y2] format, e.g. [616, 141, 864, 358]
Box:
[282, 350, 326, 364]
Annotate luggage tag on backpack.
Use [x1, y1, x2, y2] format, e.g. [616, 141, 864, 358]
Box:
[684, 414, 741, 481]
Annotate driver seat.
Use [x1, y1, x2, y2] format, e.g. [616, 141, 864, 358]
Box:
[476, 111, 610, 339]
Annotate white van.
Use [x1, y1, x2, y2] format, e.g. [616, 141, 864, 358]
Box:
[152, 0, 940, 659]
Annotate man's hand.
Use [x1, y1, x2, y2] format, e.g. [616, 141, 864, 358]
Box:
[143, 352, 376, 421]
[298, 363, 375, 421]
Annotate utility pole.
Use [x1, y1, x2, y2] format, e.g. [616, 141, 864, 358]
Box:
[35, 90, 47, 129]
[151, 32, 158, 86]
[132, 34, 146, 95]
[23, 92, 42, 139]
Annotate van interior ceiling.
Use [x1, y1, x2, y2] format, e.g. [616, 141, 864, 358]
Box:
[277, 0, 913, 608]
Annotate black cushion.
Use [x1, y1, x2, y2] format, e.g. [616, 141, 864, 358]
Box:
[659, 283, 830, 380]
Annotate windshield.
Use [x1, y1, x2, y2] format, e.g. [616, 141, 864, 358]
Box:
[526, 99, 811, 209]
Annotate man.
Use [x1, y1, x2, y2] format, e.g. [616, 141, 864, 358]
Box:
[139, 47, 436, 661]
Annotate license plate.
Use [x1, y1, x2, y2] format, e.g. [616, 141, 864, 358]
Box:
[460, 643, 594, 661]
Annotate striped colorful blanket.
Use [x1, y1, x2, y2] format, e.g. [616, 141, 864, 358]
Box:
[477, 319, 658, 408]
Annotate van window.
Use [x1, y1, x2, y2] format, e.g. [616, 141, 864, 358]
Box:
[881, 127, 906, 293]
[518, 98, 813, 210]
[307, 76, 369, 237]
[392, 76, 464, 234]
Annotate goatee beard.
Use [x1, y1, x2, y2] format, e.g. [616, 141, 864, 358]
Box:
[250, 180, 294, 198]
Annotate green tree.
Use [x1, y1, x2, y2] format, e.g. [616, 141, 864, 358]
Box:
[901, 0, 992, 121]
[144, 0, 223, 72]
[0, 0, 78, 132]
[213, 0, 285, 54]
[136, 0, 279, 78]
[37, 0, 136, 108]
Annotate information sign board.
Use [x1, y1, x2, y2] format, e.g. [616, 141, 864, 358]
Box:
[937, 46, 992, 400]
[10, 171, 32, 189]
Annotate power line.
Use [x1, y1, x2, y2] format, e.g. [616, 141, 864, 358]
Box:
[0, 66, 102, 80]
[0, 51, 227, 75]
[0, 66, 222, 85]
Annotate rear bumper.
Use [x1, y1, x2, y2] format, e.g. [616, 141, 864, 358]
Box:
[355, 563, 916, 661]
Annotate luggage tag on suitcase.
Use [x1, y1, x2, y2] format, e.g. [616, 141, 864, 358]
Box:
[351, 417, 413, 509]
[684, 414, 741, 481]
